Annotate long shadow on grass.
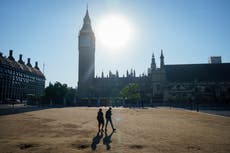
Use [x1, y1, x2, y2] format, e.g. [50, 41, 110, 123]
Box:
[103, 130, 115, 150]
[91, 131, 103, 150]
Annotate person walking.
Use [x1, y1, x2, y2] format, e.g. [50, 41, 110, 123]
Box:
[105, 107, 116, 131]
[97, 108, 104, 132]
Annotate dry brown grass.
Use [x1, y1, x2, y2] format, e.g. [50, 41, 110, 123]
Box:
[0, 107, 229, 153]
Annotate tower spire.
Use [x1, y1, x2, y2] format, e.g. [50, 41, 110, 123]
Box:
[86, 3, 89, 17]
[160, 49, 165, 69]
[151, 52, 156, 71]
[80, 5, 93, 34]
[84, 6, 90, 24]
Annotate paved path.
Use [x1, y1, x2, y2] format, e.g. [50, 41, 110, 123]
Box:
[0, 104, 42, 116]
[154, 107, 230, 117]
[200, 110, 230, 117]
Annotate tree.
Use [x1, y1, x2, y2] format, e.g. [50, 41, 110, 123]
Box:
[120, 83, 141, 106]
[44, 82, 76, 105]
[66, 87, 77, 105]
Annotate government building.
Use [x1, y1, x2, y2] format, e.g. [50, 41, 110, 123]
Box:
[0, 50, 45, 103]
[77, 9, 230, 106]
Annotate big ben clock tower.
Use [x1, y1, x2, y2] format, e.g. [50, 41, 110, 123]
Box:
[78, 8, 95, 97]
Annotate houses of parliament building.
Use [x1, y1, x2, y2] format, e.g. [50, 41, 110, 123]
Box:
[78, 9, 230, 105]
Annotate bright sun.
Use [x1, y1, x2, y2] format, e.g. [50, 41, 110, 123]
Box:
[96, 14, 133, 50]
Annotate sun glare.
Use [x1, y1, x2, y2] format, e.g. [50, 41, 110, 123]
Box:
[96, 14, 133, 50]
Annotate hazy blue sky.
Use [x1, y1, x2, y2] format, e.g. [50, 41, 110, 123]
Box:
[1, 0, 230, 87]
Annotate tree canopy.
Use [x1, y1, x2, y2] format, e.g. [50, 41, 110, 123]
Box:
[44, 82, 76, 105]
[120, 83, 141, 101]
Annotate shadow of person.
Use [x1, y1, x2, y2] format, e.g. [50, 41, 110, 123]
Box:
[91, 131, 103, 150]
[103, 130, 115, 150]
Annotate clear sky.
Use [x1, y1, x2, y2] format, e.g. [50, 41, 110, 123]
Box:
[1, 0, 230, 87]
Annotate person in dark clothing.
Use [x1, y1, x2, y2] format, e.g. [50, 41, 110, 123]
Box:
[97, 108, 104, 132]
[105, 107, 116, 131]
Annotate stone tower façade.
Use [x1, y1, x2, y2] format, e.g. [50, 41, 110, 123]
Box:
[78, 8, 95, 97]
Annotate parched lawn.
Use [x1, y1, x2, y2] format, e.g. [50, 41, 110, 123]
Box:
[0, 107, 229, 153]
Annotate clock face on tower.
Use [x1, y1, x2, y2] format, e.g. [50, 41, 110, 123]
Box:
[79, 35, 90, 47]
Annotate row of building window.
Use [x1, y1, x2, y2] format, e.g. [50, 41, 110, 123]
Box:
[0, 67, 44, 82]
[0, 66, 45, 102]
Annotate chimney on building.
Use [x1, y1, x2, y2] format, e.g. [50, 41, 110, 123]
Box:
[18, 54, 25, 64]
[27, 58, 32, 67]
[8, 50, 15, 61]
[9, 50, 13, 56]
[101, 71, 104, 78]
[208, 56, 222, 64]
[35, 61, 39, 70]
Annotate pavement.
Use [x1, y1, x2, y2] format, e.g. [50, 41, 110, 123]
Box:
[199, 110, 230, 117]
[0, 104, 42, 116]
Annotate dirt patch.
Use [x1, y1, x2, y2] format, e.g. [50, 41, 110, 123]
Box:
[17, 143, 40, 150]
[187, 145, 201, 151]
[82, 121, 90, 124]
[71, 143, 90, 150]
[42, 118, 56, 123]
[62, 123, 80, 129]
[129, 144, 144, 149]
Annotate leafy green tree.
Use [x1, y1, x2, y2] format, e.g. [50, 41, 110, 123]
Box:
[66, 87, 77, 105]
[44, 82, 76, 105]
[120, 83, 141, 102]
